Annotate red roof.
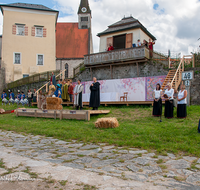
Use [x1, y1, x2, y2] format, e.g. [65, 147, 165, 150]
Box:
[56, 23, 89, 59]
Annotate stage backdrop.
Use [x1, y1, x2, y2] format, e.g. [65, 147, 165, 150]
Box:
[73, 75, 166, 102]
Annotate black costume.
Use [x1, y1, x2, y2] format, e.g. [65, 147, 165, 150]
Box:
[153, 98, 162, 116]
[89, 82, 100, 110]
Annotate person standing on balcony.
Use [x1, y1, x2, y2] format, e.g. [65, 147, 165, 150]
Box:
[74, 79, 83, 110]
[148, 39, 155, 58]
[107, 44, 114, 51]
[143, 40, 148, 48]
[50, 72, 56, 87]
[177, 84, 187, 118]
[89, 77, 100, 110]
[68, 81, 74, 102]
[136, 39, 142, 47]
[164, 83, 174, 119]
[153, 83, 163, 116]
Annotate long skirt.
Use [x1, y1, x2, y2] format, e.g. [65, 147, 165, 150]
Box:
[164, 100, 174, 118]
[153, 99, 162, 116]
[177, 104, 187, 118]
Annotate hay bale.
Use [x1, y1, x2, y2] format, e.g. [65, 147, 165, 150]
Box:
[46, 104, 63, 110]
[95, 117, 119, 129]
[46, 97, 62, 105]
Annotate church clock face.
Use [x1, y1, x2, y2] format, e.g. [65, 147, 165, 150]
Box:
[81, 7, 87, 13]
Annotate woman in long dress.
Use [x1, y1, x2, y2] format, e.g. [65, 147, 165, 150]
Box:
[164, 83, 174, 118]
[177, 84, 187, 118]
[153, 83, 163, 116]
[37, 90, 43, 109]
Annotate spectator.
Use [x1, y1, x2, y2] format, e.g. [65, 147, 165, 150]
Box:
[136, 39, 141, 47]
[143, 40, 148, 48]
[107, 43, 114, 51]
[148, 39, 155, 58]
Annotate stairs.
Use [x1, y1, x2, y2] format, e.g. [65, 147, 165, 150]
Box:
[161, 56, 185, 91]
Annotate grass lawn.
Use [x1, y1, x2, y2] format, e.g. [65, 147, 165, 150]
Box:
[0, 102, 200, 157]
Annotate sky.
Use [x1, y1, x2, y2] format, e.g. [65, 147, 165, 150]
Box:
[0, 0, 200, 55]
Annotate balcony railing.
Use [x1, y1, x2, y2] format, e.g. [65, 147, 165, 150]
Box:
[84, 46, 150, 66]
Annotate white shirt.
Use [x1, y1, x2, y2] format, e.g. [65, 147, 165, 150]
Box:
[136, 42, 141, 47]
[154, 90, 162, 99]
[164, 88, 174, 100]
[178, 90, 187, 104]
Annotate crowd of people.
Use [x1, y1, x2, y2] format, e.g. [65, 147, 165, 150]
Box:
[107, 38, 155, 57]
[153, 83, 188, 119]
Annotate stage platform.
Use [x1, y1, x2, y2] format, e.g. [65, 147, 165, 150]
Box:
[15, 108, 110, 121]
[32, 101, 160, 107]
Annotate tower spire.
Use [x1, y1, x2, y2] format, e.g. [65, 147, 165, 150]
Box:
[78, 0, 91, 14]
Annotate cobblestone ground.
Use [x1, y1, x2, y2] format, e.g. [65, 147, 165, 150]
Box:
[0, 129, 200, 190]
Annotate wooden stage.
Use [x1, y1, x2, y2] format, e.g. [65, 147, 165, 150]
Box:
[32, 101, 157, 107]
[16, 108, 110, 121]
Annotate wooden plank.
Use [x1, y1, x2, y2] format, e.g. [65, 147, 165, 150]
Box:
[60, 110, 63, 120]
[89, 110, 110, 115]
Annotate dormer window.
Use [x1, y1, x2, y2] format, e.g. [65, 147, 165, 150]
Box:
[16, 24, 25, 36]
[35, 27, 43, 37]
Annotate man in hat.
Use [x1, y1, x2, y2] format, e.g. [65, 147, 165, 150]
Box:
[9, 90, 15, 100]
[16, 90, 21, 100]
[54, 84, 62, 98]
[1, 90, 7, 100]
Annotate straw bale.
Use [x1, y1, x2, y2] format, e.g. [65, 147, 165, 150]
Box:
[95, 117, 119, 129]
[46, 97, 61, 105]
[46, 104, 63, 110]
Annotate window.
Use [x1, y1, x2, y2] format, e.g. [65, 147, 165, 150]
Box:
[65, 64, 68, 78]
[23, 74, 29, 78]
[81, 17, 88, 21]
[35, 27, 43, 37]
[14, 53, 21, 64]
[113, 34, 126, 50]
[37, 54, 44, 65]
[82, 25, 88, 29]
[16, 25, 25, 36]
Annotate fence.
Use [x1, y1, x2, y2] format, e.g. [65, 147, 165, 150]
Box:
[7, 70, 61, 89]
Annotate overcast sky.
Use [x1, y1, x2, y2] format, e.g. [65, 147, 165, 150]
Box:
[0, 0, 200, 56]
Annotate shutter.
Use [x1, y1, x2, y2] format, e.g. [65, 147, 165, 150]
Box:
[107, 37, 113, 48]
[24, 26, 28, 36]
[126, 33, 133, 48]
[12, 25, 16, 35]
[43, 28, 47, 37]
[31, 27, 35, 36]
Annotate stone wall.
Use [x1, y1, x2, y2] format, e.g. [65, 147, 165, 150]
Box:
[0, 67, 6, 94]
[74, 61, 168, 81]
[188, 67, 200, 105]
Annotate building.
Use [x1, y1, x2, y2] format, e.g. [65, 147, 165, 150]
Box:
[97, 16, 156, 52]
[56, 0, 93, 78]
[0, 3, 59, 83]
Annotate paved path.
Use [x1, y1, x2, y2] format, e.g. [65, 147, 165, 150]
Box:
[0, 129, 200, 189]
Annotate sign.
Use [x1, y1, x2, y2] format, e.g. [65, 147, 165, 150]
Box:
[70, 111, 76, 114]
[43, 110, 48, 113]
[182, 71, 193, 80]
[22, 109, 26, 112]
[185, 80, 190, 86]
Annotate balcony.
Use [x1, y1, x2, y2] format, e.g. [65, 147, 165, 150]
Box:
[84, 46, 150, 66]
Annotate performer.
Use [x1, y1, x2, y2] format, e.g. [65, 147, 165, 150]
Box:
[148, 39, 155, 58]
[68, 81, 74, 102]
[37, 90, 43, 109]
[16, 90, 21, 100]
[9, 90, 15, 100]
[27, 89, 33, 107]
[89, 77, 100, 110]
[61, 80, 70, 102]
[50, 72, 56, 87]
[164, 83, 174, 119]
[177, 84, 187, 118]
[107, 44, 114, 51]
[74, 79, 84, 110]
[1, 90, 7, 100]
[58, 80, 62, 89]
[54, 84, 62, 98]
[49, 81, 56, 96]
[33, 89, 37, 102]
[153, 83, 163, 116]
[21, 91, 25, 100]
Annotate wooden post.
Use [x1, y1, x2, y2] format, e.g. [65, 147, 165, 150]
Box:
[168, 57, 171, 69]
[46, 84, 48, 93]
[60, 110, 63, 120]
[34, 110, 37, 118]
[54, 111, 56, 120]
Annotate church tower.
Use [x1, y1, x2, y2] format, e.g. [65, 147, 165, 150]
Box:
[78, 0, 91, 29]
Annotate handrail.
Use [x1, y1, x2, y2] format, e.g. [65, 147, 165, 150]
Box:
[170, 56, 184, 90]
[36, 69, 66, 95]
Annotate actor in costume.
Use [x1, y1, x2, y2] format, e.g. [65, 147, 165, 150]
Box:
[61, 80, 69, 102]
[1, 90, 7, 100]
[177, 84, 187, 118]
[89, 77, 100, 110]
[54, 84, 62, 98]
[50, 72, 56, 87]
[8, 90, 15, 105]
[164, 83, 174, 118]
[68, 81, 74, 102]
[148, 39, 155, 58]
[27, 89, 33, 107]
[49, 81, 56, 96]
[16, 90, 21, 100]
[153, 83, 163, 116]
[74, 80, 84, 110]
[33, 89, 37, 102]
[37, 90, 43, 109]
